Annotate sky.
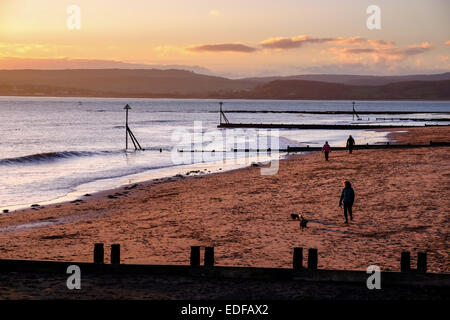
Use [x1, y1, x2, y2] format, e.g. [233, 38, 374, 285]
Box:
[0, 0, 449, 77]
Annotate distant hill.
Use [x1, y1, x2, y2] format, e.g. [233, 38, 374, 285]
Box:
[242, 72, 450, 86]
[0, 69, 255, 96]
[0, 58, 215, 75]
[240, 79, 450, 100]
[0, 69, 449, 99]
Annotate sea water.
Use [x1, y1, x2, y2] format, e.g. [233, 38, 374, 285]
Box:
[1, 97, 449, 210]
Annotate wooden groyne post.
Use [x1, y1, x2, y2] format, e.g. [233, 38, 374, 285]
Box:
[417, 252, 427, 273]
[125, 104, 130, 149]
[307, 248, 318, 270]
[94, 243, 104, 264]
[401, 251, 411, 272]
[111, 244, 120, 265]
[205, 247, 215, 267]
[190, 246, 200, 267]
[293, 247, 303, 270]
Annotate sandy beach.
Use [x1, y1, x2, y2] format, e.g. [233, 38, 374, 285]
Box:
[0, 126, 449, 273]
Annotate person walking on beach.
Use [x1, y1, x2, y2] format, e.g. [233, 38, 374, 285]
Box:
[322, 141, 331, 161]
[346, 135, 355, 154]
[339, 180, 355, 224]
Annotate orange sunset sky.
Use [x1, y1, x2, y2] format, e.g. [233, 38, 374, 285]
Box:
[0, 0, 449, 77]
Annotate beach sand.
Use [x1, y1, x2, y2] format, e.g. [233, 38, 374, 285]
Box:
[0, 126, 449, 274]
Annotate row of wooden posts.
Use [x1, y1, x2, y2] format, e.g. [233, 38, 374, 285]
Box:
[191, 246, 319, 270]
[93, 243, 120, 265]
[93, 244, 317, 269]
[401, 251, 428, 273]
[94, 243, 427, 273]
[92, 244, 428, 273]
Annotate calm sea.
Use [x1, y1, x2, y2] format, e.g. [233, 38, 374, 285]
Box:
[1, 97, 449, 210]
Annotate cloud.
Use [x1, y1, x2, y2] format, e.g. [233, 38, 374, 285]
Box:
[330, 37, 367, 45]
[341, 48, 377, 54]
[187, 43, 257, 53]
[291, 63, 449, 76]
[367, 40, 396, 47]
[0, 42, 74, 58]
[401, 42, 432, 56]
[259, 35, 394, 50]
[260, 35, 332, 49]
[327, 42, 433, 66]
[154, 45, 188, 57]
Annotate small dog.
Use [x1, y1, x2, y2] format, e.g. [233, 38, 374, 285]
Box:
[291, 213, 300, 220]
[300, 215, 308, 229]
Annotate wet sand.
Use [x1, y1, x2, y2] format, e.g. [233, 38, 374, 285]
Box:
[0, 126, 449, 273]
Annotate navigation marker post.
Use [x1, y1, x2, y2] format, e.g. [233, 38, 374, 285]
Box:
[219, 101, 229, 125]
[124, 104, 143, 151]
[352, 101, 361, 121]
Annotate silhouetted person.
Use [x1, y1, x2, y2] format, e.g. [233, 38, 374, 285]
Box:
[346, 135, 355, 154]
[322, 141, 331, 161]
[339, 180, 355, 224]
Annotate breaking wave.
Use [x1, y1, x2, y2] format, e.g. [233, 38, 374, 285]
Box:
[0, 150, 120, 165]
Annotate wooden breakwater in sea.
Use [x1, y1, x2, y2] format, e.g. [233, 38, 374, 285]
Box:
[175, 141, 450, 153]
[0, 244, 448, 287]
[217, 123, 450, 129]
[375, 117, 450, 122]
[284, 141, 450, 152]
[217, 110, 450, 115]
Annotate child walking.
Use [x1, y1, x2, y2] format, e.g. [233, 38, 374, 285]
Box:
[322, 141, 331, 161]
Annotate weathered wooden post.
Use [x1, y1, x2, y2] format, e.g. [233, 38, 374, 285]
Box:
[124, 104, 131, 150]
[417, 252, 427, 273]
[219, 101, 229, 125]
[293, 247, 303, 270]
[190, 246, 200, 267]
[352, 101, 355, 121]
[307, 248, 318, 270]
[124, 104, 143, 151]
[204, 247, 215, 267]
[219, 102, 223, 125]
[94, 243, 104, 264]
[111, 244, 120, 264]
[401, 251, 411, 272]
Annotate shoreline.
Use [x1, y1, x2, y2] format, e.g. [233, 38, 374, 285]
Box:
[2, 128, 390, 213]
[2, 152, 286, 213]
[0, 126, 448, 273]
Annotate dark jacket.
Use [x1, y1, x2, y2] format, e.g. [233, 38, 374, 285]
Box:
[346, 137, 355, 148]
[340, 187, 355, 205]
